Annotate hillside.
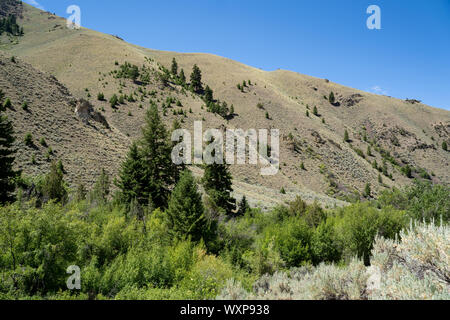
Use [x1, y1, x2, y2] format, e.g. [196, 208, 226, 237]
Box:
[1, 2, 449, 208]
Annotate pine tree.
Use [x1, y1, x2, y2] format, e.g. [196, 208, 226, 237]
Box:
[364, 183, 371, 198]
[42, 161, 67, 203]
[166, 170, 207, 241]
[116, 142, 144, 204]
[139, 103, 180, 208]
[204, 85, 213, 103]
[171, 58, 178, 76]
[203, 162, 236, 215]
[0, 109, 17, 203]
[236, 195, 249, 217]
[329, 92, 335, 104]
[443, 141, 448, 151]
[179, 68, 186, 85]
[190, 64, 203, 93]
[344, 129, 350, 142]
[313, 106, 319, 116]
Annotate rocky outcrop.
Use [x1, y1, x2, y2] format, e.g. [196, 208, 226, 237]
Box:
[75, 99, 109, 128]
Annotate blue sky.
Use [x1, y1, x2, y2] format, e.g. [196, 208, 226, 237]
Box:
[25, 0, 450, 110]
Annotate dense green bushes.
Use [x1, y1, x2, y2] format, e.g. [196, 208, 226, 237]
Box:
[1, 179, 448, 299]
[218, 221, 449, 300]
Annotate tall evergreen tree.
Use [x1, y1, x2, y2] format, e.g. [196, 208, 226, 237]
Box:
[171, 58, 178, 76]
[166, 170, 207, 242]
[204, 85, 213, 103]
[0, 109, 17, 203]
[178, 68, 186, 85]
[203, 162, 236, 215]
[190, 64, 203, 93]
[236, 195, 249, 217]
[116, 142, 144, 204]
[137, 103, 180, 208]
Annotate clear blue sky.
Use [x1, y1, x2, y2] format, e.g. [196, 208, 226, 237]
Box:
[25, 0, 450, 110]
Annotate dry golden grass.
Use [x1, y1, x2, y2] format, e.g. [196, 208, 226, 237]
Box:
[1, 3, 448, 208]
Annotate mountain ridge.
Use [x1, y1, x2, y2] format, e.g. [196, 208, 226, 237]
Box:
[1, 2, 448, 209]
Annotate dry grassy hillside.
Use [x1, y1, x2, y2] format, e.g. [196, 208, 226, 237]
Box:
[0, 53, 129, 187]
[1, 2, 449, 208]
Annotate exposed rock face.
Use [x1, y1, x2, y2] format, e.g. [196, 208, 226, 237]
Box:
[342, 93, 363, 107]
[405, 99, 422, 104]
[75, 99, 109, 128]
[434, 122, 450, 139]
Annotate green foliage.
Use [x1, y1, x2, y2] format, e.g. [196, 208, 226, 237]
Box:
[203, 163, 236, 215]
[0, 109, 17, 203]
[378, 180, 449, 223]
[344, 129, 350, 142]
[24, 132, 33, 146]
[116, 62, 140, 82]
[171, 58, 178, 76]
[442, 141, 448, 151]
[204, 85, 213, 103]
[166, 170, 210, 242]
[236, 196, 249, 217]
[97, 92, 105, 101]
[329, 91, 335, 104]
[333, 203, 406, 265]
[116, 103, 179, 209]
[401, 165, 412, 178]
[39, 137, 47, 147]
[109, 94, 118, 108]
[300, 162, 306, 170]
[313, 106, 319, 116]
[364, 183, 371, 198]
[190, 64, 203, 93]
[0, 178, 445, 300]
[3, 98, 12, 110]
[90, 169, 110, 204]
[41, 161, 68, 204]
[0, 15, 23, 36]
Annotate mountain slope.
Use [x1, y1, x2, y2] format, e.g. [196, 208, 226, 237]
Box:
[1, 2, 449, 208]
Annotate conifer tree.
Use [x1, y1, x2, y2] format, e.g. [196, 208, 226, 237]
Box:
[190, 64, 203, 93]
[236, 195, 249, 217]
[329, 91, 335, 104]
[313, 106, 319, 116]
[0, 109, 17, 203]
[344, 129, 350, 142]
[116, 142, 144, 204]
[166, 170, 207, 241]
[138, 103, 179, 208]
[171, 58, 178, 76]
[364, 183, 371, 198]
[179, 68, 186, 85]
[443, 141, 448, 151]
[203, 162, 236, 215]
[204, 85, 213, 103]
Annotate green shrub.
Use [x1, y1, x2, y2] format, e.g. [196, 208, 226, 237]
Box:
[24, 132, 33, 146]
